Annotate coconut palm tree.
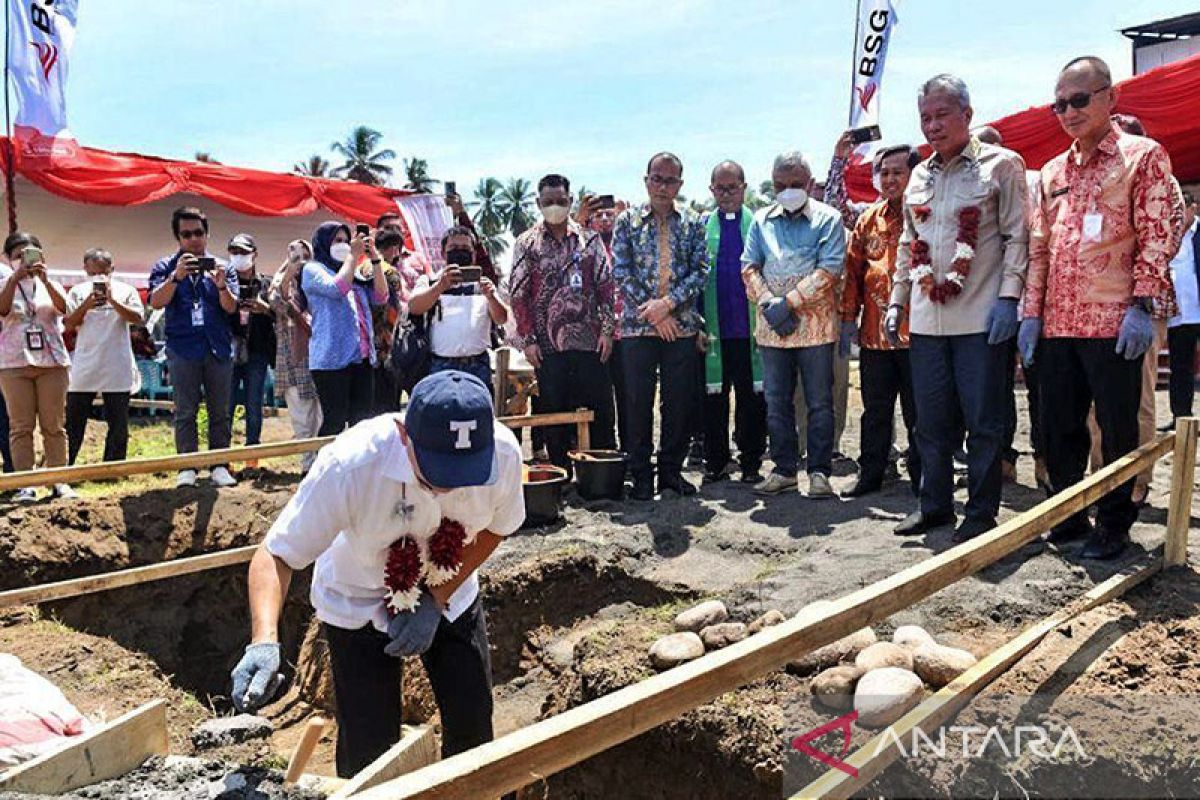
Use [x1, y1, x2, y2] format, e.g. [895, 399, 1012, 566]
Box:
[402, 157, 438, 193]
[475, 227, 509, 261]
[194, 152, 219, 164]
[329, 126, 395, 186]
[759, 180, 776, 203]
[470, 177, 506, 234]
[498, 177, 536, 237]
[293, 154, 331, 177]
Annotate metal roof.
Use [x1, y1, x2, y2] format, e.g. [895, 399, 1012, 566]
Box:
[1120, 12, 1200, 43]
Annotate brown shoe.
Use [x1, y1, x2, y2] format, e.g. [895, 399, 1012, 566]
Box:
[1034, 457, 1050, 494]
[1001, 459, 1016, 483]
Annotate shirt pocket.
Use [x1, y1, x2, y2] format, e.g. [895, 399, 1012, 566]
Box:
[905, 188, 936, 237]
[954, 177, 992, 211]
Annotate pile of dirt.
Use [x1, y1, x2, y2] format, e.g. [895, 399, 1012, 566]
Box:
[0, 756, 323, 800]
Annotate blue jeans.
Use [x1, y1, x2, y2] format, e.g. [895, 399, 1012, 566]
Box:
[230, 355, 270, 446]
[909, 333, 1007, 521]
[761, 344, 834, 478]
[430, 353, 492, 389]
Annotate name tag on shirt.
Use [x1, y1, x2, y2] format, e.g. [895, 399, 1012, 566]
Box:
[191, 304, 205, 327]
[1082, 213, 1103, 243]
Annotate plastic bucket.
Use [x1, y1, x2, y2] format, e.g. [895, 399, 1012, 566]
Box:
[568, 450, 626, 500]
[522, 464, 570, 527]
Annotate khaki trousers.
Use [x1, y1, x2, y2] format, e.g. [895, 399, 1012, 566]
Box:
[0, 365, 69, 471]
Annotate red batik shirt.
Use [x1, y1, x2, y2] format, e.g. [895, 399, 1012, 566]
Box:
[1026, 124, 1179, 339]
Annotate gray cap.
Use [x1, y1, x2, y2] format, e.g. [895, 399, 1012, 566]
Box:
[227, 233, 257, 253]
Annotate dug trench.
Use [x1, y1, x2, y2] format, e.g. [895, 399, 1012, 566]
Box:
[2, 448, 1199, 797]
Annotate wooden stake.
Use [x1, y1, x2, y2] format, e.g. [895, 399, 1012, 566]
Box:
[795, 554, 1163, 799]
[1165, 416, 1197, 567]
[0, 700, 168, 794]
[351, 435, 1174, 800]
[574, 407, 591, 452]
[284, 717, 327, 784]
[0, 545, 259, 609]
[494, 347, 511, 413]
[330, 725, 438, 798]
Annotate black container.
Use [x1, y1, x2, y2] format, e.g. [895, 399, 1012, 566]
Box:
[569, 450, 626, 500]
[522, 464, 570, 527]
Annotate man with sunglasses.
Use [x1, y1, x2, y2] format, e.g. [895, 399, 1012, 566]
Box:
[149, 206, 239, 488]
[1019, 56, 1179, 560]
[611, 152, 709, 500]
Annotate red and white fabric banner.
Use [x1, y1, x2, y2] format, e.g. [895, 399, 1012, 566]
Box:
[396, 193, 453, 272]
[7, 0, 81, 164]
[848, 0, 899, 155]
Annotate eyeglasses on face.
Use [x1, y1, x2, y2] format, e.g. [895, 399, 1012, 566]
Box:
[1052, 85, 1110, 115]
[711, 184, 744, 195]
[178, 229, 207, 240]
[646, 174, 682, 188]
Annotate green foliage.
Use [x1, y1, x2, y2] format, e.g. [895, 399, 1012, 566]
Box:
[293, 154, 330, 177]
[499, 177, 536, 237]
[402, 157, 438, 193]
[330, 126, 396, 186]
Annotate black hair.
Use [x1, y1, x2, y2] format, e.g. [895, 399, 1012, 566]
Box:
[171, 206, 209, 238]
[1112, 113, 1145, 136]
[376, 211, 402, 228]
[1184, 190, 1196, 207]
[440, 224, 477, 252]
[375, 230, 404, 251]
[1062, 55, 1112, 85]
[537, 173, 571, 193]
[874, 145, 921, 172]
[646, 152, 683, 176]
[3, 231, 41, 258]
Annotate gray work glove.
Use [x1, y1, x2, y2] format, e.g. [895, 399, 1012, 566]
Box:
[1115, 304, 1154, 360]
[230, 642, 283, 712]
[760, 297, 798, 337]
[884, 305, 904, 347]
[384, 589, 443, 658]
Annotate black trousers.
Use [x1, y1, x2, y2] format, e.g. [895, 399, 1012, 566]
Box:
[1037, 337, 1142, 535]
[702, 338, 766, 474]
[1167, 323, 1200, 419]
[536, 349, 616, 469]
[1000, 339, 1019, 464]
[1024, 359, 1045, 458]
[621, 336, 695, 481]
[858, 348, 920, 489]
[324, 597, 496, 779]
[65, 391, 130, 465]
[312, 360, 375, 436]
[609, 339, 628, 452]
[372, 363, 402, 416]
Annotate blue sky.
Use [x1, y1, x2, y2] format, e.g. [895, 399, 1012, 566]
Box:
[62, 1, 1196, 205]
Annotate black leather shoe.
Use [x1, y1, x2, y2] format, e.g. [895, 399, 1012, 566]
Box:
[894, 510, 955, 536]
[842, 478, 882, 498]
[1045, 519, 1092, 545]
[702, 470, 729, 484]
[630, 478, 654, 501]
[952, 517, 996, 543]
[1080, 528, 1129, 560]
[659, 474, 697, 496]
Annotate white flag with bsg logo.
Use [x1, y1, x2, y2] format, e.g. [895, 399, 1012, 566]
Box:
[7, 0, 81, 163]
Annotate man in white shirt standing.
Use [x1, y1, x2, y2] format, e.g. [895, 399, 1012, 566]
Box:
[63, 248, 144, 464]
[1166, 190, 1200, 430]
[230, 370, 524, 779]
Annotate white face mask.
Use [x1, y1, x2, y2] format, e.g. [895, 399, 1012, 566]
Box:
[777, 187, 809, 213]
[330, 242, 352, 262]
[229, 253, 253, 271]
[541, 205, 570, 225]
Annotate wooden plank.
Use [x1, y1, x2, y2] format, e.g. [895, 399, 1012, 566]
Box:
[352, 434, 1173, 800]
[0, 545, 259, 609]
[497, 409, 593, 430]
[331, 725, 438, 798]
[284, 716, 328, 784]
[575, 408, 591, 452]
[796, 554, 1163, 799]
[0, 436, 334, 492]
[0, 700, 168, 794]
[494, 347, 511, 413]
[0, 411, 594, 492]
[1165, 416, 1198, 567]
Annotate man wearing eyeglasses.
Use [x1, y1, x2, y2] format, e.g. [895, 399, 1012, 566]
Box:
[699, 161, 767, 485]
[611, 152, 709, 500]
[1018, 56, 1179, 560]
[149, 206, 240, 488]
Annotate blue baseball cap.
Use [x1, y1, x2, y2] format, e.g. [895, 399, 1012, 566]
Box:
[405, 370, 497, 489]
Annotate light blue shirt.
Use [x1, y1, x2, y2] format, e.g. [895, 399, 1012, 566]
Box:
[742, 200, 846, 296]
[301, 262, 378, 371]
[1169, 219, 1199, 328]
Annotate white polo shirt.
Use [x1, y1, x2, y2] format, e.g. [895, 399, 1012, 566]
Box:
[264, 414, 525, 631]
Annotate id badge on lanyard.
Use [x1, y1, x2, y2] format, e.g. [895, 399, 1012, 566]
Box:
[569, 253, 583, 291]
[191, 302, 205, 327]
[24, 325, 45, 352]
[1081, 195, 1103, 244]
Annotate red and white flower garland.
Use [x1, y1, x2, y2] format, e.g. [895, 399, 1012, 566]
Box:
[383, 517, 470, 615]
[909, 206, 981, 304]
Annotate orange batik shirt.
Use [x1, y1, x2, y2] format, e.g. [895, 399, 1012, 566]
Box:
[841, 199, 908, 349]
